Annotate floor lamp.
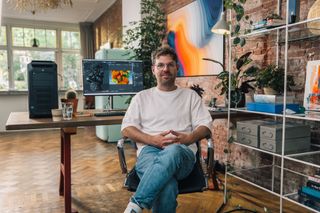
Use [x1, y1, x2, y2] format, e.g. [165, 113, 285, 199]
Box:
[211, 10, 257, 213]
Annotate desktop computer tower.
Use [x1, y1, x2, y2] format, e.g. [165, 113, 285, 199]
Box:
[28, 60, 58, 118]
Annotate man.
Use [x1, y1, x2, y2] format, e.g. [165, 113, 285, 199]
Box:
[122, 46, 212, 213]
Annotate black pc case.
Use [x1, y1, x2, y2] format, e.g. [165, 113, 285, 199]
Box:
[28, 60, 58, 118]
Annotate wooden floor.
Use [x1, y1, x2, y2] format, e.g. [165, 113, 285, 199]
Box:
[0, 128, 312, 213]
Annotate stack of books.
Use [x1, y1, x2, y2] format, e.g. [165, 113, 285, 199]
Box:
[298, 175, 320, 211]
[246, 94, 299, 113]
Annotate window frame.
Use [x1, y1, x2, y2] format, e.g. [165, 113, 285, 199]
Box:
[1, 19, 82, 91]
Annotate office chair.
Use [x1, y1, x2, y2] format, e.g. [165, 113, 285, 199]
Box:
[117, 136, 214, 194]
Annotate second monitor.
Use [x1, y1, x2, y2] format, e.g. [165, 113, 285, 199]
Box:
[82, 59, 144, 96]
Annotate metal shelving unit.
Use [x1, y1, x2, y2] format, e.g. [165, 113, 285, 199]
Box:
[224, 1, 320, 212]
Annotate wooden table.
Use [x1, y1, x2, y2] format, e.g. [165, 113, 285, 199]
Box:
[6, 112, 123, 213]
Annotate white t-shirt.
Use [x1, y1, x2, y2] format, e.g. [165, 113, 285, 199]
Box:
[121, 87, 212, 156]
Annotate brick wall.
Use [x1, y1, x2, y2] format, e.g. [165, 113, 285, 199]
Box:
[93, 0, 122, 52]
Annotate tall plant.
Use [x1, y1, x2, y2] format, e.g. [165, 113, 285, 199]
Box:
[123, 0, 166, 89]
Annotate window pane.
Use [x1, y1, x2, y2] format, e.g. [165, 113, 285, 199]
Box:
[24, 28, 34, 47]
[0, 26, 7, 45]
[62, 52, 81, 89]
[61, 31, 70, 48]
[46, 30, 56, 48]
[13, 50, 55, 90]
[0, 50, 8, 90]
[35, 29, 46, 48]
[61, 31, 80, 49]
[12, 27, 24, 47]
[71, 32, 80, 49]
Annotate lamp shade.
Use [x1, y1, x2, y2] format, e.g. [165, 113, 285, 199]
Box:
[211, 12, 230, 35]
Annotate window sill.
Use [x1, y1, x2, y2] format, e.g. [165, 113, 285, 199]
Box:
[0, 90, 83, 96]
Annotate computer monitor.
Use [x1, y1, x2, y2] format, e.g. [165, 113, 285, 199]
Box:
[82, 59, 144, 96]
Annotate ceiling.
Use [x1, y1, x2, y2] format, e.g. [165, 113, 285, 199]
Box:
[2, 0, 116, 24]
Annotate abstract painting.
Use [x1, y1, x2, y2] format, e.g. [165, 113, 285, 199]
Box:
[303, 60, 320, 111]
[167, 0, 223, 76]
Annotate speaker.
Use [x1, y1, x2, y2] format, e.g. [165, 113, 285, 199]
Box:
[28, 60, 58, 118]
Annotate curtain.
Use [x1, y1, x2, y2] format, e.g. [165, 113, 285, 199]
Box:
[80, 22, 94, 59]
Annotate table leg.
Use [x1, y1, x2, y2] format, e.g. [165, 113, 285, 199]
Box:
[59, 128, 77, 213]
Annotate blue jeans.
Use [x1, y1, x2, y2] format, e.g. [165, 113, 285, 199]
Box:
[132, 144, 195, 213]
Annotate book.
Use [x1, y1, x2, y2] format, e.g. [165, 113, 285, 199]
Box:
[299, 190, 320, 211]
[307, 180, 320, 191]
[302, 186, 320, 199]
[308, 176, 320, 184]
[253, 94, 295, 104]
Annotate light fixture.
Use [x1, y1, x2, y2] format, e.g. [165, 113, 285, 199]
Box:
[211, 11, 230, 35]
[8, 0, 73, 12]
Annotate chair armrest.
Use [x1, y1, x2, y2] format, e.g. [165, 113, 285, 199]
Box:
[117, 138, 128, 174]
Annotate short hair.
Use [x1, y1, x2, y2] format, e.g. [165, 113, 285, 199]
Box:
[151, 46, 178, 65]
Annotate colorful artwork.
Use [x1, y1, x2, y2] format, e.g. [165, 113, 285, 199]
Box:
[110, 70, 132, 85]
[167, 0, 223, 76]
[304, 60, 320, 110]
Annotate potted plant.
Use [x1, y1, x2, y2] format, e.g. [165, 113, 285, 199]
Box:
[61, 89, 78, 114]
[213, 52, 258, 107]
[255, 65, 295, 95]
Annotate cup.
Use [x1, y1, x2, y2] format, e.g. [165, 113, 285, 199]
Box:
[62, 102, 73, 120]
[51, 109, 62, 121]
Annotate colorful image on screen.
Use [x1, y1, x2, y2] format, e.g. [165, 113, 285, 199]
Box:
[109, 70, 133, 85]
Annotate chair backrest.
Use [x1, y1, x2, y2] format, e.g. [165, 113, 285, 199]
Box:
[117, 139, 208, 194]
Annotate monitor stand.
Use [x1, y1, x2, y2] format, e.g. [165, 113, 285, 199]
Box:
[104, 96, 113, 111]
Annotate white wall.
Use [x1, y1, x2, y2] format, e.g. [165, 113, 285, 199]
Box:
[1, 2, 141, 132]
[0, 92, 84, 132]
[122, 0, 141, 46]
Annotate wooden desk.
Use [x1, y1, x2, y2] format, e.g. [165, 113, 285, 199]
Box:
[6, 112, 123, 213]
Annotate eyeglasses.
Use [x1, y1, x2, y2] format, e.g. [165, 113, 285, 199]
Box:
[155, 62, 176, 70]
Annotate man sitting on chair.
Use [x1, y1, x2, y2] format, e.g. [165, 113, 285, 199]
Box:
[122, 46, 212, 213]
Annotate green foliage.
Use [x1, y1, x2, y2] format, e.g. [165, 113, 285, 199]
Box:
[255, 65, 295, 94]
[123, 0, 166, 89]
[215, 52, 258, 95]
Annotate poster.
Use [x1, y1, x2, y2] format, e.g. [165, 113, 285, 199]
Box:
[167, 0, 223, 76]
[303, 60, 320, 111]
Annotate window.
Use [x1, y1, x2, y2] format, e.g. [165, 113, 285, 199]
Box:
[0, 26, 8, 90]
[0, 25, 81, 91]
[61, 30, 81, 89]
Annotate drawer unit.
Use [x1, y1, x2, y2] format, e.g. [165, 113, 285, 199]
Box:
[260, 123, 311, 141]
[237, 132, 259, 147]
[237, 119, 273, 136]
[260, 137, 311, 153]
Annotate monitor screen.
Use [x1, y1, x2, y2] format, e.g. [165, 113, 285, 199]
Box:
[82, 59, 144, 96]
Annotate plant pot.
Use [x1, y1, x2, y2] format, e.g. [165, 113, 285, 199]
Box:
[263, 87, 277, 95]
[227, 90, 246, 108]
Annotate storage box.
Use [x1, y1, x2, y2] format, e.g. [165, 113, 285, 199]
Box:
[260, 123, 311, 141]
[253, 94, 295, 104]
[260, 137, 310, 153]
[236, 119, 275, 147]
[259, 123, 311, 153]
[246, 102, 299, 114]
[237, 132, 259, 147]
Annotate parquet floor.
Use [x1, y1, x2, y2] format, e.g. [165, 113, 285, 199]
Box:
[0, 128, 312, 213]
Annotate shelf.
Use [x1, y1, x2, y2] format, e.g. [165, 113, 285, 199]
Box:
[227, 165, 281, 196]
[285, 149, 320, 169]
[230, 108, 320, 122]
[230, 107, 283, 117]
[233, 141, 283, 157]
[231, 16, 320, 40]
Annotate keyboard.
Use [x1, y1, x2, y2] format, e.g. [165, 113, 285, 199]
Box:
[94, 111, 126, 117]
